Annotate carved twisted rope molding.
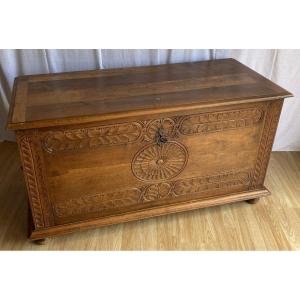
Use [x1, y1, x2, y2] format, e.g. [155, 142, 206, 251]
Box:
[250, 100, 283, 188]
[17, 135, 45, 228]
[54, 169, 251, 218]
[42, 107, 265, 153]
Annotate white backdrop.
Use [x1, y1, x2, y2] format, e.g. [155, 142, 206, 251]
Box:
[0, 49, 299, 150]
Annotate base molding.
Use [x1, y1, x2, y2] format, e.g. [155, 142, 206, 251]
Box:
[29, 187, 270, 240]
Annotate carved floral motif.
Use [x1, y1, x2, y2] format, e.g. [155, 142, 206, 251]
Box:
[143, 118, 178, 141]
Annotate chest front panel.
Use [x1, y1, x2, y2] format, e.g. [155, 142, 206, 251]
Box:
[20, 101, 275, 226]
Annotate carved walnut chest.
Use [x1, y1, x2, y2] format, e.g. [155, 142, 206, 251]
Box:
[7, 58, 292, 241]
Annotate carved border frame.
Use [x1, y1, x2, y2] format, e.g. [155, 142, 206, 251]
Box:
[250, 99, 283, 188]
[17, 130, 54, 229]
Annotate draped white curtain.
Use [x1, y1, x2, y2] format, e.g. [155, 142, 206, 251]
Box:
[0, 49, 299, 150]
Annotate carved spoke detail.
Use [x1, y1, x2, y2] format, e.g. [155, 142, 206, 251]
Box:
[131, 142, 188, 182]
[54, 169, 252, 218]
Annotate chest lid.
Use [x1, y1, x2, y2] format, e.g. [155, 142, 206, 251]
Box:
[7, 58, 292, 130]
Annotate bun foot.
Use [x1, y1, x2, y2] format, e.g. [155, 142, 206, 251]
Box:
[33, 238, 48, 245]
[246, 198, 260, 204]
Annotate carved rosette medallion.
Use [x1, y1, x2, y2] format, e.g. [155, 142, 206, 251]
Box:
[131, 141, 188, 182]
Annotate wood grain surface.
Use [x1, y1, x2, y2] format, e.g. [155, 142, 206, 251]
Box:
[1, 141, 300, 250]
[7, 59, 292, 130]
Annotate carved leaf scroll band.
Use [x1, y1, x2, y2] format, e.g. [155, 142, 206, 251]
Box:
[42, 107, 265, 154]
[54, 169, 251, 218]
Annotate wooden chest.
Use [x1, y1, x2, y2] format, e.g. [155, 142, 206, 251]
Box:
[7, 58, 292, 241]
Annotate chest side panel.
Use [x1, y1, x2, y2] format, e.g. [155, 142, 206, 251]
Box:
[25, 100, 282, 226]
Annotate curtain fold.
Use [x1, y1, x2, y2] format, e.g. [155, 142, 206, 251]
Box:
[0, 49, 298, 150]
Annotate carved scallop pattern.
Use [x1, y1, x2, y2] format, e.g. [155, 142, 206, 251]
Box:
[132, 142, 188, 182]
[144, 118, 178, 141]
[143, 182, 173, 202]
